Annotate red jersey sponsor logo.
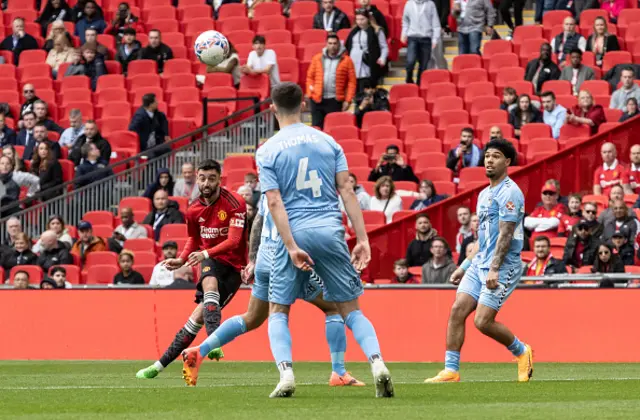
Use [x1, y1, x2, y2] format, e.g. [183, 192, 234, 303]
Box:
[200, 226, 229, 239]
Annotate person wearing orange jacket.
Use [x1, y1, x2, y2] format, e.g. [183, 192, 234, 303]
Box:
[306, 33, 357, 129]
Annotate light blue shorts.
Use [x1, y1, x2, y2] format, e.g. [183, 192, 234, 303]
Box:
[269, 225, 364, 305]
[456, 261, 522, 311]
[252, 241, 323, 303]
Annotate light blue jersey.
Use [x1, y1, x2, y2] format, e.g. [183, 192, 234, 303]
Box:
[255, 123, 346, 232]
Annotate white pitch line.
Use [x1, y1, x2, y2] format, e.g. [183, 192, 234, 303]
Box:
[2, 377, 640, 390]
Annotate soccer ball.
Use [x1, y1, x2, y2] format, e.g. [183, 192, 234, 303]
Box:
[194, 30, 230, 67]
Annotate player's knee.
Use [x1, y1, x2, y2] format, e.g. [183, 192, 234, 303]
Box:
[473, 313, 494, 334]
[201, 276, 219, 292]
[450, 301, 471, 323]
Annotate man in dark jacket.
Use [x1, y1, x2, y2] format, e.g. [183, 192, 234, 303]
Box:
[525, 43, 561, 95]
[446, 127, 484, 177]
[69, 120, 111, 166]
[563, 219, 601, 271]
[369, 144, 420, 183]
[405, 214, 439, 267]
[72, 0, 105, 23]
[522, 236, 567, 285]
[36, 230, 73, 273]
[313, 0, 351, 32]
[142, 189, 185, 241]
[0, 113, 16, 147]
[24, 123, 62, 161]
[75, 142, 113, 188]
[0, 166, 20, 217]
[138, 29, 173, 73]
[610, 231, 635, 266]
[19, 84, 40, 119]
[115, 28, 141, 75]
[16, 111, 37, 153]
[354, 82, 390, 127]
[74, 0, 107, 43]
[33, 101, 64, 135]
[0, 18, 39, 65]
[128, 93, 171, 156]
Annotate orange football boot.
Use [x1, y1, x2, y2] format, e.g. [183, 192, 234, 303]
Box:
[329, 372, 366, 387]
[182, 347, 204, 387]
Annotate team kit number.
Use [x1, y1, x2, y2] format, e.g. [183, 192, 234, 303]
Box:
[296, 157, 323, 197]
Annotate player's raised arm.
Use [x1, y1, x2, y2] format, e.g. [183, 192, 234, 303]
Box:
[336, 170, 371, 271]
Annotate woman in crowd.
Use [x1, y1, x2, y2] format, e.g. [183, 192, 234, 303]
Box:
[33, 215, 74, 254]
[410, 180, 447, 210]
[500, 87, 518, 111]
[370, 175, 403, 223]
[0, 155, 39, 199]
[143, 168, 174, 199]
[1, 232, 37, 277]
[37, 0, 73, 37]
[43, 20, 74, 53]
[206, 42, 241, 89]
[509, 94, 543, 139]
[566, 90, 606, 135]
[619, 98, 639, 123]
[592, 243, 625, 286]
[30, 142, 63, 201]
[3, 145, 26, 173]
[46, 34, 75, 78]
[585, 16, 620, 67]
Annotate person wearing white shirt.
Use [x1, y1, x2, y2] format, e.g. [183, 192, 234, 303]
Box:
[241, 35, 280, 88]
[113, 207, 148, 247]
[149, 240, 178, 287]
[540, 91, 567, 139]
[173, 162, 200, 204]
[369, 176, 403, 223]
[59, 108, 85, 148]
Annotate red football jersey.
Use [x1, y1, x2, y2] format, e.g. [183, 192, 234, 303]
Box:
[557, 213, 581, 236]
[593, 161, 625, 196]
[622, 164, 640, 194]
[180, 188, 247, 270]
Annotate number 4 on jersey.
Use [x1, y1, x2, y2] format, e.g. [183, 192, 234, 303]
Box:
[296, 157, 322, 197]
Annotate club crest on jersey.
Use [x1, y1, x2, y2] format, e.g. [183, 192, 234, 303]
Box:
[506, 201, 515, 211]
[202, 266, 211, 272]
[218, 210, 227, 221]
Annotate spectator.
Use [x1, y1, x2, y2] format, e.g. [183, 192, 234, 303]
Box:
[128, 93, 170, 156]
[243, 172, 260, 206]
[30, 141, 63, 201]
[499, 0, 524, 38]
[346, 9, 388, 92]
[75, 0, 106, 44]
[150, 240, 178, 286]
[446, 127, 484, 176]
[49, 266, 71, 288]
[405, 213, 438, 267]
[452, 0, 495, 56]
[68, 120, 111, 166]
[560, 49, 595, 96]
[46, 34, 75, 78]
[313, 0, 351, 32]
[0, 18, 39, 65]
[173, 163, 200, 204]
[524, 180, 567, 239]
[43, 20, 73, 53]
[0, 155, 39, 199]
[13, 270, 30, 289]
[0, 113, 16, 146]
[83, 27, 110, 60]
[34, 100, 64, 134]
[454, 206, 473, 253]
[534, 0, 555, 24]
[0, 157, 20, 216]
[32, 215, 73, 253]
[113, 250, 145, 285]
[592, 243, 624, 277]
[37, 0, 73, 37]
[1, 232, 37, 275]
[143, 168, 174, 199]
[40, 277, 60, 289]
[550, 17, 586, 66]
[25, 122, 61, 161]
[139, 29, 173, 74]
[370, 176, 403, 223]
[391, 258, 419, 284]
[610, 230, 634, 266]
[35, 230, 73, 273]
[458, 213, 479, 264]
[59, 109, 85, 148]
[2, 145, 25, 172]
[563, 218, 601, 270]
[354, 80, 390, 127]
[410, 179, 447, 210]
[65, 47, 107, 91]
[601, 0, 624, 24]
[401, 0, 441, 84]
[106, 2, 141, 43]
[70, 220, 107, 266]
[237, 185, 253, 205]
[339, 172, 371, 211]
[72, 0, 104, 23]
[555, 0, 599, 24]
[16, 112, 37, 154]
[306, 33, 357, 129]
[421, 237, 456, 284]
[143, 189, 185, 241]
[115, 28, 141, 75]
[368, 144, 419, 183]
[525, 43, 561, 95]
[558, 194, 583, 236]
[242, 35, 280, 88]
[20, 84, 40, 119]
[522, 236, 567, 281]
[603, 185, 636, 224]
[623, 144, 640, 194]
[359, 0, 389, 36]
[609, 67, 640, 111]
[205, 42, 241, 88]
[500, 87, 518, 111]
[593, 142, 623, 195]
[567, 90, 606, 135]
[540, 91, 567, 139]
[602, 200, 637, 242]
[112, 207, 148, 248]
[586, 17, 620, 67]
[245, 0, 270, 19]
[620, 98, 640, 123]
[74, 142, 113, 188]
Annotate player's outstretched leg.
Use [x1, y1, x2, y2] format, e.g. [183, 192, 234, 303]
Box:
[268, 308, 295, 398]
[474, 304, 533, 382]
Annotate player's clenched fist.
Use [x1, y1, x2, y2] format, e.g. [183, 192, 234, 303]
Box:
[162, 258, 185, 271]
[288, 248, 314, 271]
[486, 270, 499, 289]
[186, 251, 206, 267]
[350, 241, 371, 272]
[449, 267, 465, 285]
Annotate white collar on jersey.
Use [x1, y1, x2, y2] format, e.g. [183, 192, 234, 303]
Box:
[603, 159, 619, 171]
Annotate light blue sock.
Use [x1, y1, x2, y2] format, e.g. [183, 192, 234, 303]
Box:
[445, 351, 461, 372]
[199, 315, 247, 357]
[325, 314, 347, 375]
[507, 336, 525, 357]
[268, 312, 292, 367]
[344, 310, 381, 361]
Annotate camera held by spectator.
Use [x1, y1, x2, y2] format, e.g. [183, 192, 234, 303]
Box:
[354, 80, 390, 127]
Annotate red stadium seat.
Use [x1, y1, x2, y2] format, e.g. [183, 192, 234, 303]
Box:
[224, 155, 255, 171]
[456, 68, 489, 98]
[407, 137, 441, 157]
[123, 238, 155, 253]
[255, 15, 287, 32]
[147, 18, 179, 33]
[264, 29, 292, 45]
[184, 17, 215, 35]
[253, 1, 282, 18]
[289, 1, 318, 18]
[217, 3, 247, 19]
[487, 53, 519, 80]
[271, 43, 296, 59]
[431, 96, 464, 125]
[170, 101, 202, 125]
[85, 252, 119, 270]
[346, 152, 370, 168]
[326, 125, 359, 140]
[127, 60, 158, 77]
[95, 74, 126, 91]
[424, 82, 457, 112]
[509, 80, 534, 96]
[618, 9, 640, 38]
[559, 124, 591, 140]
[50, 265, 81, 284]
[398, 110, 432, 140]
[85, 265, 119, 284]
[480, 123, 514, 142]
[581, 80, 610, 96]
[95, 88, 128, 105]
[120, 197, 152, 213]
[159, 224, 188, 242]
[419, 69, 451, 94]
[324, 112, 355, 129]
[389, 83, 419, 110]
[239, 74, 269, 99]
[366, 124, 398, 145]
[463, 81, 495, 109]
[437, 110, 470, 139]
[541, 80, 572, 96]
[579, 9, 609, 32]
[420, 167, 453, 182]
[520, 123, 552, 143]
[11, 265, 43, 284]
[604, 108, 623, 122]
[451, 54, 482, 83]
[362, 210, 386, 226]
[392, 97, 425, 125]
[470, 96, 502, 126]
[83, 211, 115, 228]
[433, 180, 456, 196]
[337, 139, 365, 153]
[481, 39, 513, 68]
[103, 60, 123, 75]
[512, 25, 543, 54]
[414, 152, 447, 172]
[602, 51, 632, 73]
[278, 57, 300, 84]
[542, 10, 572, 39]
[361, 111, 393, 142]
[476, 109, 509, 130]
[527, 138, 559, 161]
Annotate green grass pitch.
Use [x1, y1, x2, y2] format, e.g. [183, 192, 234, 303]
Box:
[2, 361, 640, 419]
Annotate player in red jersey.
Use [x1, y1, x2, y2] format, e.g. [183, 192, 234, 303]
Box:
[136, 159, 247, 380]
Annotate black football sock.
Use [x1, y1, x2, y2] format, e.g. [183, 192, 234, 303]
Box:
[158, 318, 203, 368]
[203, 291, 222, 336]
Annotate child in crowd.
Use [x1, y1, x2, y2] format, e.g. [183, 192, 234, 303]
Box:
[113, 250, 145, 285]
[391, 259, 419, 284]
[500, 87, 518, 111]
